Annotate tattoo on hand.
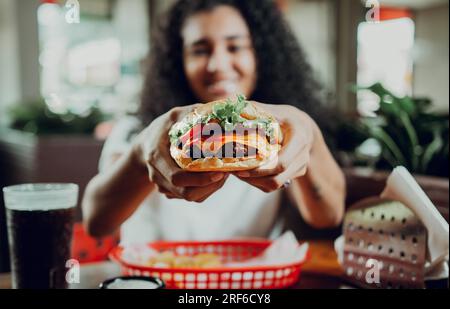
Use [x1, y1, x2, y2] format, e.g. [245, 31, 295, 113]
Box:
[312, 183, 322, 200]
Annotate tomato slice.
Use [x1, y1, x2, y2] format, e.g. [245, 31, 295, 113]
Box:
[179, 123, 202, 146]
[178, 122, 271, 146]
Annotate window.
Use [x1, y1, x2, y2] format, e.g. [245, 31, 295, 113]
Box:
[357, 8, 415, 116]
[37, 0, 149, 116]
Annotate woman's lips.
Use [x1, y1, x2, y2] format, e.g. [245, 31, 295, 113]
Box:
[206, 80, 238, 96]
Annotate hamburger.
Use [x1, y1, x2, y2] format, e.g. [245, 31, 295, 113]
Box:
[169, 95, 283, 172]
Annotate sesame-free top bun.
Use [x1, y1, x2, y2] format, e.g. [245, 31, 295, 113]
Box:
[169, 100, 282, 172]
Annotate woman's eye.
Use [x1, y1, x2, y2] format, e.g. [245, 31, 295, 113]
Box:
[228, 45, 244, 53]
[190, 48, 210, 56]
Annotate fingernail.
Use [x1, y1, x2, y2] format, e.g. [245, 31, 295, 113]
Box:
[237, 172, 250, 177]
[212, 173, 224, 181]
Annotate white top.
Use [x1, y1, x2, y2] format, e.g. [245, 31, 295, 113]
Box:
[99, 116, 283, 245]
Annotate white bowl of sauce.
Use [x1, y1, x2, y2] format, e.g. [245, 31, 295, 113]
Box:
[99, 276, 165, 289]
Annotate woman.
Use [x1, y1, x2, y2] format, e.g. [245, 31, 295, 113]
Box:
[82, 0, 345, 243]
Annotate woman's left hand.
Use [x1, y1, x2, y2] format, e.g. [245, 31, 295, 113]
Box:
[233, 102, 316, 193]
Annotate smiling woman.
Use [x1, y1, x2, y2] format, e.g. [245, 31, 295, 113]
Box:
[82, 0, 345, 243]
[139, 0, 326, 126]
[181, 5, 257, 102]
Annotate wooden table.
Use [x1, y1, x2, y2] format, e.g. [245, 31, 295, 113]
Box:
[0, 240, 354, 289]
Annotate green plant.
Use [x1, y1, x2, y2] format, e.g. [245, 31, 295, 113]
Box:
[6, 98, 109, 135]
[345, 83, 448, 177]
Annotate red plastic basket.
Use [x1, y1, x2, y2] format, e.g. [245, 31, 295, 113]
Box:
[109, 239, 309, 289]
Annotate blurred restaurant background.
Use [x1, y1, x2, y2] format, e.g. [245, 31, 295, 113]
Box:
[0, 0, 448, 273]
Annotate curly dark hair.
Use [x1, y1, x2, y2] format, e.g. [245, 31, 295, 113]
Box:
[139, 0, 327, 128]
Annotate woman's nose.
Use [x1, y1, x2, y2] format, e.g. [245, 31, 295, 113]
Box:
[207, 47, 232, 73]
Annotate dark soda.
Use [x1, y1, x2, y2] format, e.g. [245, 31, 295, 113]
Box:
[6, 207, 75, 289]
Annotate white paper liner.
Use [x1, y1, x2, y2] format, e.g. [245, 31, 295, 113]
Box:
[120, 231, 308, 269]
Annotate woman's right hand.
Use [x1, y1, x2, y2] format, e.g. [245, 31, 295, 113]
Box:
[132, 105, 229, 203]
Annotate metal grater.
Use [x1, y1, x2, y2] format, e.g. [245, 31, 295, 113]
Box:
[342, 197, 427, 289]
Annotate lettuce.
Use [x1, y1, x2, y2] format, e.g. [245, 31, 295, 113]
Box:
[169, 95, 274, 145]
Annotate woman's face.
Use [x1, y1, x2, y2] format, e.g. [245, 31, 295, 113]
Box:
[182, 5, 257, 103]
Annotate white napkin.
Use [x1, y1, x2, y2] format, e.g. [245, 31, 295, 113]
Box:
[121, 244, 159, 265]
[225, 231, 309, 267]
[381, 166, 449, 271]
[335, 166, 449, 279]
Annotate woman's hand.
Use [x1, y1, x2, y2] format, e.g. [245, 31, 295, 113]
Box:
[133, 105, 229, 203]
[233, 102, 316, 193]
